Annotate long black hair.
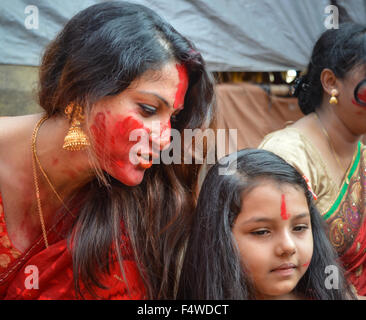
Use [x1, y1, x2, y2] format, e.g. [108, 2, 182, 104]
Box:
[177, 149, 355, 299]
[38, 1, 215, 299]
[293, 22, 366, 114]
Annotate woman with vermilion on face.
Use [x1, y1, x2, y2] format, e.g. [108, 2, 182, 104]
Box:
[0, 1, 214, 299]
[178, 149, 355, 300]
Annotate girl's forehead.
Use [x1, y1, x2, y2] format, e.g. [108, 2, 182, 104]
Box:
[241, 179, 303, 200]
[238, 181, 308, 219]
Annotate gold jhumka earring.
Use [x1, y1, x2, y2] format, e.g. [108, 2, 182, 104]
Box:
[62, 103, 90, 151]
[329, 89, 338, 104]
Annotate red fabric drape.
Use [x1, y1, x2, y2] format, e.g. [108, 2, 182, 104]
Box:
[0, 194, 146, 300]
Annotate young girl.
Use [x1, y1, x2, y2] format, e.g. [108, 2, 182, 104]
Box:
[177, 149, 356, 300]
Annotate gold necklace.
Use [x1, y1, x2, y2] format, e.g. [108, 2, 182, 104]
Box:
[32, 116, 49, 248]
[313, 112, 349, 184]
[32, 118, 75, 218]
[31, 115, 75, 248]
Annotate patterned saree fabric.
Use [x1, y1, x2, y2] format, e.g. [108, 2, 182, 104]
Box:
[259, 128, 366, 296]
[0, 193, 146, 300]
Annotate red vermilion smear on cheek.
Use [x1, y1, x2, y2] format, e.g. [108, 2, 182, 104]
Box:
[302, 261, 310, 267]
[280, 194, 290, 220]
[352, 89, 366, 107]
[358, 89, 366, 101]
[173, 64, 188, 109]
[91, 112, 106, 144]
[111, 116, 146, 152]
[91, 112, 150, 172]
[352, 99, 362, 107]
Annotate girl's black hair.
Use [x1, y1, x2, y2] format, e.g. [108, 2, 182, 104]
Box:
[177, 149, 355, 300]
[293, 22, 366, 115]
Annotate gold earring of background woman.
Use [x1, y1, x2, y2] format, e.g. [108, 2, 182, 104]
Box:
[329, 89, 338, 104]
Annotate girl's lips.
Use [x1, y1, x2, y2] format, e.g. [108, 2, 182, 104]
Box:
[271, 267, 296, 277]
[271, 263, 297, 273]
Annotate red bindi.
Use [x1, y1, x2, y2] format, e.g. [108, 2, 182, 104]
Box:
[173, 64, 188, 110]
[280, 194, 290, 220]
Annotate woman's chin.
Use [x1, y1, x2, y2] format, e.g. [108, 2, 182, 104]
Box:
[104, 159, 148, 186]
[114, 170, 145, 186]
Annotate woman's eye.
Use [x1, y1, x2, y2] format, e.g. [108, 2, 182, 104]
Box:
[293, 225, 308, 232]
[251, 230, 270, 236]
[139, 103, 157, 115]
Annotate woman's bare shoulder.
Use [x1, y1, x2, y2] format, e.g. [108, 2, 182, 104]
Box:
[0, 115, 38, 187]
[0, 114, 39, 166]
[0, 116, 14, 143]
[0, 114, 38, 139]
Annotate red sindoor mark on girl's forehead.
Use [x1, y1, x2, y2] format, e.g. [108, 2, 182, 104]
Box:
[173, 64, 188, 110]
[280, 194, 290, 220]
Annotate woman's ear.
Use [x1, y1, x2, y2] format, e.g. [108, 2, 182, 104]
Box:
[320, 68, 339, 97]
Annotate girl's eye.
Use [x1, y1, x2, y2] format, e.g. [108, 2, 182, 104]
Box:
[293, 225, 309, 232]
[251, 229, 270, 236]
[139, 103, 157, 115]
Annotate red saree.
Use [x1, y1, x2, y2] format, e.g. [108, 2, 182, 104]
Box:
[0, 194, 146, 300]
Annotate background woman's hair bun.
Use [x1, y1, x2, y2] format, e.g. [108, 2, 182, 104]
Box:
[291, 76, 309, 97]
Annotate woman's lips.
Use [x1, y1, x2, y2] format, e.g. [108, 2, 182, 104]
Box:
[136, 152, 160, 169]
[138, 154, 153, 169]
[111, 150, 159, 171]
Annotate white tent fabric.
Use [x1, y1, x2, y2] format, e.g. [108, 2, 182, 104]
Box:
[0, 0, 365, 71]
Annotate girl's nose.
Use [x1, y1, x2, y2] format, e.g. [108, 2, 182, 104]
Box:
[275, 231, 297, 257]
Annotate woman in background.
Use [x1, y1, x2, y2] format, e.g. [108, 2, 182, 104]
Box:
[259, 22, 366, 297]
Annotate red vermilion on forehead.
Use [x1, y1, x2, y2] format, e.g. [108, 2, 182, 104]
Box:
[280, 194, 290, 220]
[173, 64, 188, 110]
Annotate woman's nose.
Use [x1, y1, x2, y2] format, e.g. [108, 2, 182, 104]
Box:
[150, 120, 171, 151]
